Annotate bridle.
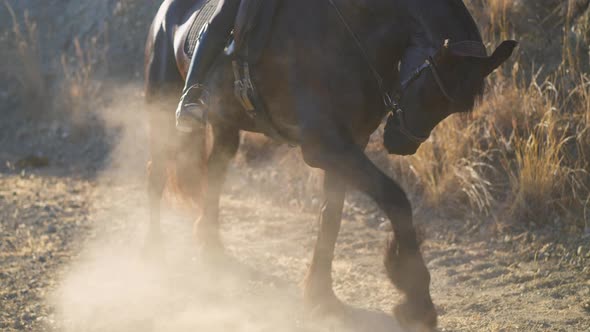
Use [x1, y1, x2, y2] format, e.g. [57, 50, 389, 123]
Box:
[328, 0, 455, 144]
[394, 54, 456, 143]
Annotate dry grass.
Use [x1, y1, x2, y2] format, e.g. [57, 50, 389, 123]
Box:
[58, 35, 108, 123]
[1, 1, 107, 119]
[0, 0, 46, 113]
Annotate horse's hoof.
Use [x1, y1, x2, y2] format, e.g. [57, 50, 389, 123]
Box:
[312, 300, 347, 319]
[304, 291, 348, 319]
[195, 239, 232, 268]
[394, 300, 437, 332]
[194, 224, 224, 254]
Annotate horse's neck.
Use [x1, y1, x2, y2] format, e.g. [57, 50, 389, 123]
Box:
[329, 0, 483, 83]
[330, 0, 410, 84]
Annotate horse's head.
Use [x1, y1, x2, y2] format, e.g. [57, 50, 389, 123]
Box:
[384, 40, 517, 155]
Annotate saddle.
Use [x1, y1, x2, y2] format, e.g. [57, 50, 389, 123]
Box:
[182, 0, 285, 141]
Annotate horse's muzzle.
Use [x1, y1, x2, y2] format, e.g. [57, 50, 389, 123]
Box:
[383, 115, 422, 155]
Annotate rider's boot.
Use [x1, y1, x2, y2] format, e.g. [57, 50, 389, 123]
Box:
[175, 23, 228, 133]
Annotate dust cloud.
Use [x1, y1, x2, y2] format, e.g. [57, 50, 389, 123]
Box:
[49, 83, 405, 332]
[53, 221, 311, 332]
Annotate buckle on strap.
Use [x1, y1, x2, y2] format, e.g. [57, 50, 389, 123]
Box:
[383, 93, 394, 111]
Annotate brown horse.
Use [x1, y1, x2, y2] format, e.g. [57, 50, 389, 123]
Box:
[144, 0, 516, 330]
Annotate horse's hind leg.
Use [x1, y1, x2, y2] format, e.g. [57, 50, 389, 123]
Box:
[144, 108, 175, 258]
[304, 172, 346, 314]
[194, 123, 240, 254]
[143, 13, 183, 258]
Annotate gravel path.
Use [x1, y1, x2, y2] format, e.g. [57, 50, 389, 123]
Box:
[1, 161, 589, 331]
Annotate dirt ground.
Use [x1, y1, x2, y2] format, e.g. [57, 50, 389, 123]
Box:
[1, 85, 589, 332]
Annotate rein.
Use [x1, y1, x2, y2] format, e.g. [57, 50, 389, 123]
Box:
[327, 0, 397, 111]
[327, 0, 454, 144]
[400, 56, 455, 103]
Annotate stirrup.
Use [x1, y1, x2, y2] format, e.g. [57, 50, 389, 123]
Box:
[178, 84, 209, 118]
[176, 100, 207, 133]
[176, 85, 209, 133]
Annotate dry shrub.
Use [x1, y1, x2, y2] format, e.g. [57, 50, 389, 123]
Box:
[58, 35, 107, 122]
[486, 0, 513, 42]
[386, 116, 495, 217]
[502, 76, 587, 226]
[0, 0, 46, 113]
[0, 1, 109, 119]
[498, 73, 590, 229]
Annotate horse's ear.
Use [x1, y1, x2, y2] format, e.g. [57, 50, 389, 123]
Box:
[482, 40, 517, 76]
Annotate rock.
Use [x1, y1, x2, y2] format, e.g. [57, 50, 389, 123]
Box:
[15, 155, 49, 169]
[540, 243, 553, 254]
[46, 225, 57, 234]
[22, 313, 36, 323]
[378, 221, 392, 232]
[13, 321, 24, 329]
[577, 246, 584, 256]
[113, 2, 124, 16]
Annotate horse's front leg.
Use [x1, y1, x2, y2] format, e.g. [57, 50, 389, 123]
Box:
[300, 133, 437, 330]
[304, 172, 346, 314]
[194, 123, 240, 254]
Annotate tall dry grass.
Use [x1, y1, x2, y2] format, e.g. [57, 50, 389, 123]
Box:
[0, 0, 46, 113]
[1, 1, 107, 119]
[59, 36, 107, 122]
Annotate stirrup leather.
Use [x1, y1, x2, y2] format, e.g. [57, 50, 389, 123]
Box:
[232, 59, 256, 115]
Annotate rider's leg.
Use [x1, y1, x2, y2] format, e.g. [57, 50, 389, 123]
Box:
[176, 0, 241, 132]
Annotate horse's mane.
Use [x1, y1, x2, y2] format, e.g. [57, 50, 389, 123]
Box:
[446, 0, 483, 43]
